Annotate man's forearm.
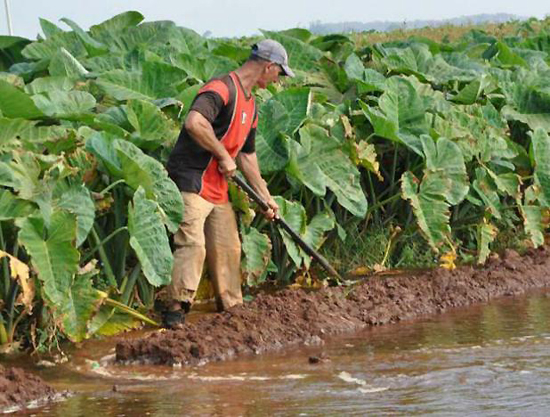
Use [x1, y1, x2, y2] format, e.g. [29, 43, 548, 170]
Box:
[237, 152, 271, 200]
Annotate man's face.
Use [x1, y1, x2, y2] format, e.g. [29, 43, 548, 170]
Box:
[257, 62, 283, 89]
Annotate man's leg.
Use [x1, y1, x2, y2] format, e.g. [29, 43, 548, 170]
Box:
[204, 202, 243, 310]
[166, 192, 214, 309]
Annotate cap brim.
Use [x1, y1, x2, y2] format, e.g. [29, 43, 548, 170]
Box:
[281, 64, 295, 78]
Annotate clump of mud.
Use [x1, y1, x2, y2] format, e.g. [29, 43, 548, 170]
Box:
[0, 364, 57, 411]
[116, 247, 550, 366]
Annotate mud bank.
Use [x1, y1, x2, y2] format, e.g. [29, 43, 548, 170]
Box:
[116, 247, 550, 366]
[0, 364, 57, 412]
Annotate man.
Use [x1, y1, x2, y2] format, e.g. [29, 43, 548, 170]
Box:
[163, 39, 295, 328]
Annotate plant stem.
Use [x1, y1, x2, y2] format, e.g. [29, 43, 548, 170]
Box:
[97, 292, 158, 327]
[91, 226, 117, 288]
[0, 314, 8, 345]
[120, 264, 141, 305]
[6, 281, 19, 339]
[81, 226, 128, 263]
[367, 172, 378, 223]
[366, 194, 401, 217]
[99, 179, 126, 196]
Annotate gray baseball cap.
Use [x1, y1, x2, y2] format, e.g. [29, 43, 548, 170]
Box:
[251, 39, 295, 77]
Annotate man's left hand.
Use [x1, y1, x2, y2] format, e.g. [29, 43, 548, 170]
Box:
[264, 197, 279, 220]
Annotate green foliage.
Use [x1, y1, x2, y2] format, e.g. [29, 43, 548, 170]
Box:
[2, 12, 550, 349]
[128, 187, 173, 286]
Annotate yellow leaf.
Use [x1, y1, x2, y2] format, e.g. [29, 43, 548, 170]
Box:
[0, 250, 34, 312]
[440, 251, 457, 270]
[349, 266, 370, 276]
[354, 142, 383, 181]
[340, 115, 354, 139]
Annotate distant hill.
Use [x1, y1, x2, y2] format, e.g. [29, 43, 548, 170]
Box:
[309, 13, 527, 34]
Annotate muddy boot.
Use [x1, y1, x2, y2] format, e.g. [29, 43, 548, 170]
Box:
[180, 301, 192, 314]
[161, 300, 191, 329]
[161, 310, 186, 329]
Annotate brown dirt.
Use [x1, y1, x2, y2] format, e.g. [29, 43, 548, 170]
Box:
[116, 246, 550, 366]
[0, 364, 57, 411]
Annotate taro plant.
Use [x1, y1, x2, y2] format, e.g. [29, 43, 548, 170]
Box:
[1, 12, 550, 349]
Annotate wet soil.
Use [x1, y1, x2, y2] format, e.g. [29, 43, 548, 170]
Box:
[0, 364, 57, 411]
[116, 246, 550, 366]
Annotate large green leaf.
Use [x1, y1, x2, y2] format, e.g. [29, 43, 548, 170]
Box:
[256, 88, 310, 173]
[39, 18, 63, 38]
[17, 211, 79, 306]
[471, 168, 503, 220]
[477, 221, 497, 264]
[59, 18, 108, 57]
[84, 131, 123, 177]
[57, 272, 104, 342]
[48, 48, 89, 78]
[32, 90, 96, 118]
[287, 124, 368, 217]
[344, 53, 386, 93]
[531, 128, 550, 207]
[96, 61, 187, 100]
[16, 210, 100, 341]
[241, 226, 272, 286]
[421, 135, 469, 205]
[377, 43, 481, 84]
[360, 76, 428, 154]
[261, 31, 324, 72]
[520, 205, 544, 248]
[88, 307, 142, 337]
[0, 80, 44, 119]
[167, 27, 206, 56]
[500, 70, 550, 131]
[0, 189, 35, 220]
[22, 31, 87, 60]
[95, 21, 176, 54]
[0, 36, 30, 71]
[0, 152, 41, 200]
[114, 139, 183, 232]
[273, 196, 335, 268]
[55, 184, 95, 247]
[89, 11, 144, 41]
[124, 99, 179, 150]
[401, 171, 451, 251]
[25, 76, 74, 95]
[128, 187, 173, 286]
[86, 133, 182, 231]
[169, 53, 236, 83]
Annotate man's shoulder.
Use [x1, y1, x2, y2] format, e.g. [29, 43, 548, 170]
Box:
[199, 73, 235, 106]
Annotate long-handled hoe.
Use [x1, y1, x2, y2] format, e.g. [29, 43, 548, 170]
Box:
[232, 175, 342, 281]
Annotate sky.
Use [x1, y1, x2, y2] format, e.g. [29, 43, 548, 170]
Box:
[0, 0, 549, 39]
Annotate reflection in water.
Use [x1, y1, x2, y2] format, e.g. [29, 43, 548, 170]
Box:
[7, 291, 550, 416]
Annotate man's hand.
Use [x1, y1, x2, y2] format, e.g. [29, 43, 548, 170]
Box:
[263, 197, 279, 220]
[218, 157, 237, 178]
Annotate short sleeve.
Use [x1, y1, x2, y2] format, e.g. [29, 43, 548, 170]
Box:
[189, 79, 230, 123]
[241, 110, 258, 154]
[240, 127, 256, 154]
[190, 92, 225, 123]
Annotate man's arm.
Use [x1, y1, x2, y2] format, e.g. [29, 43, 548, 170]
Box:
[185, 110, 236, 177]
[237, 151, 279, 219]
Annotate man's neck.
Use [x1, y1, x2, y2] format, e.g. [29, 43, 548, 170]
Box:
[234, 63, 260, 96]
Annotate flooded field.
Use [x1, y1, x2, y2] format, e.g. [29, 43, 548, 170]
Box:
[6, 290, 550, 416]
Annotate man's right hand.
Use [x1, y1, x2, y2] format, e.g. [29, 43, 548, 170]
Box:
[218, 157, 237, 178]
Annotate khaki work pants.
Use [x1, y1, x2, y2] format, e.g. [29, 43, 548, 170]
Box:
[166, 192, 243, 310]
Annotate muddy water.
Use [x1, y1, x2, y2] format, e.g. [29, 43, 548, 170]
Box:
[10, 291, 550, 416]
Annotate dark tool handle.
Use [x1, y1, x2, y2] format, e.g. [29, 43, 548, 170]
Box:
[232, 175, 341, 279]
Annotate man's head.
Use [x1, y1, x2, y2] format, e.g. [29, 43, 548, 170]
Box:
[247, 39, 294, 88]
